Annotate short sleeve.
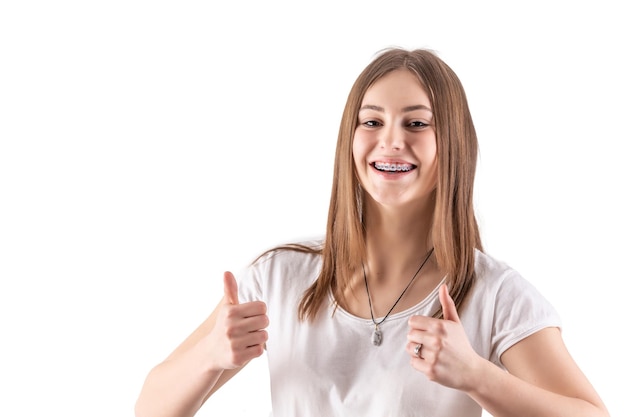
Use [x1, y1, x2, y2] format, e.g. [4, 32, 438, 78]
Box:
[490, 271, 562, 367]
[236, 261, 264, 305]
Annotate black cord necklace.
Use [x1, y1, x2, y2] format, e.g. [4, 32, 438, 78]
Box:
[363, 247, 434, 346]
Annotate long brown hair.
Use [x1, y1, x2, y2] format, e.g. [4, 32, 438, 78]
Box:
[262, 48, 482, 321]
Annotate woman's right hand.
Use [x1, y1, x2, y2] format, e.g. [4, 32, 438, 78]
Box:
[135, 271, 268, 417]
[207, 271, 269, 371]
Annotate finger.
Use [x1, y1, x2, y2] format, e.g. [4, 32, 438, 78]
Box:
[223, 271, 239, 305]
[406, 342, 423, 358]
[439, 284, 460, 323]
[408, 314, 429, 329]
[239, 312, 270, 333]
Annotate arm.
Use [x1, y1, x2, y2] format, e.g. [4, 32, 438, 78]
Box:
[468, 327, 609, 417]
[134, 272, 269, 417]
[407, 285, 609, 417]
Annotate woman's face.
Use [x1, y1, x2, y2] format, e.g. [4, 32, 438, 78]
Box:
[353, 69, 438, 209]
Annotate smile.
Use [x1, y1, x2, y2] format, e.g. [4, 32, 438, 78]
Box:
[372, 162, 416, 172]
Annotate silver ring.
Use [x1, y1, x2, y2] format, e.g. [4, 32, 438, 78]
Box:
[413, 343, 422, 358]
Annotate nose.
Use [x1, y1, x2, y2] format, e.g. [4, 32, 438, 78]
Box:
[379, 125, 404, 151]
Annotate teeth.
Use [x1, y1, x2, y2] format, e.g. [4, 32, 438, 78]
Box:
[374, 162, 413, 172]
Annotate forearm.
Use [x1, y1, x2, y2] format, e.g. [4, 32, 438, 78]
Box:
[134, 340, 223, 417]
[468, 360, 608, 417]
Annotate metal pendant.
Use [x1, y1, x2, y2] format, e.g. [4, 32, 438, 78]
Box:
[371, 328, 382, 346]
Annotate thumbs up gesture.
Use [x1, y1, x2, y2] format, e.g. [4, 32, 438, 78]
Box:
[406, 284, 482, 391]
[223, 271, 240, 305]
[210, 271, 269, 370]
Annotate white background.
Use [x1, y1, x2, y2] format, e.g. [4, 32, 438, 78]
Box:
[1, 1, 624, 416]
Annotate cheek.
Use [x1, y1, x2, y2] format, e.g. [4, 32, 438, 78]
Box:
[351, 137, 370, 183]
[427, 147, 438, 166]
[426, 152, 439, 189]
[417, 138, 438, 165]
[352, 134, 368, 163]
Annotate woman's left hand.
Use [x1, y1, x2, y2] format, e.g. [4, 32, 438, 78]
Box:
[406, 284, 484, 391]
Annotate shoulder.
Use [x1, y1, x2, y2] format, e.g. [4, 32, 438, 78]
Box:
[469, 248, 561, 331]
[473, 249, 536, 296]
[468, 249, 562, 365]
[237, 237, 324, 302]
[473, 249, 517, 281]
[253, 237, 324, 271]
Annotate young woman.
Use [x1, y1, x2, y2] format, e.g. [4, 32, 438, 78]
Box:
[135, 48, 609, 417]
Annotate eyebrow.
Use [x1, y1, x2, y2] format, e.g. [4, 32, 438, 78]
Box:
[359, 104, 433, 113]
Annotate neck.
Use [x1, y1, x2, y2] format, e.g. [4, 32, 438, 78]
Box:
[362, 198, 434, 283]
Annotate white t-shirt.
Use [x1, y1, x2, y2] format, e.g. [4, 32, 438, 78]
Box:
[237, 240, 561, 417]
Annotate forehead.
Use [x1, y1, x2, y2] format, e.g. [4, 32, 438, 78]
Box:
[361, 69, 431, 109]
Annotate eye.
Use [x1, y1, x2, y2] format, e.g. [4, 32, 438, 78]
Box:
[407, 120, 429, 129]
[362, 120, 382, 127]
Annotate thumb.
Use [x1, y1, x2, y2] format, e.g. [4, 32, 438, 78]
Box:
[439, 284, 461, 323]
[223, 271, 239, 305]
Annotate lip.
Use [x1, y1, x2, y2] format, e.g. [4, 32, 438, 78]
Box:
[371, 158, 415, 165]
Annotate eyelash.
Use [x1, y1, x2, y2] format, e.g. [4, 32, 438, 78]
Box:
[363, 120, 381, 127]
[361, 120, 429, 128]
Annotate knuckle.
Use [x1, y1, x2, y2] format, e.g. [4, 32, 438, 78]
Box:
[225, 326, 237, 339]
[251, 301, 267, 314]
[252, 344, 264, 357]
[224, 307, 238, 320]
[260, 329, 269, 342]
[431, 339, 443, 351]
[433, 321, 446, 335]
